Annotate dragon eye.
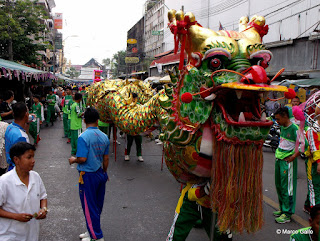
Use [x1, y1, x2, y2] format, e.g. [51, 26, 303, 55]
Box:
[210, 58, 221, 69]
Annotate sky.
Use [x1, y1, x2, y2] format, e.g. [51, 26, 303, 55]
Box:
[52, 0, 148, 65]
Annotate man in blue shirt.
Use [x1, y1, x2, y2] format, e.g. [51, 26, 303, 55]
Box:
[5, 102, 30, 171]
[69, 107, 109, 241]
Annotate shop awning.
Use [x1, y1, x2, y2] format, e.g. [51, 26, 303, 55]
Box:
[159, 75, 171, 83]
[130, 71, 147, 75]
[0, 58, 56, 82]
[279, 78, 320, 87]
[144, 76, 161, 83]
[150, 51, 186, 68]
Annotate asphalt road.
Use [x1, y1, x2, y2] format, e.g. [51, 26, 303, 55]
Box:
[32, 120, 309, 241]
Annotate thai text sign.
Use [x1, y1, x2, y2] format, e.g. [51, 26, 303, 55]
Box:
[127, 39, 137, 44]
[125, 57, 139, 64]
[54, 13, 63, 29]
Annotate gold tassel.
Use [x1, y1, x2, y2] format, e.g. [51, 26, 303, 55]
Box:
[79, 171, 85, 184]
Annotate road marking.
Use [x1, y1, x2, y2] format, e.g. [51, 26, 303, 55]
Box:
[263, 195, 309, 227]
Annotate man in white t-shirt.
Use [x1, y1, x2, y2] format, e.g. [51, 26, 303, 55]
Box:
[0, 142, 47, 241]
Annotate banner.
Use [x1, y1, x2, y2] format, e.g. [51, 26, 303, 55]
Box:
[54, 13, 63, 29]
[94, 70, 102, 82]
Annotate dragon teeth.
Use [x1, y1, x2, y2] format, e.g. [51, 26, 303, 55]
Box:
[238, 112, 245, 122]
[261, 112, 267, 121]
[205, 93, 216, 101]
[236, 90, 243, 99]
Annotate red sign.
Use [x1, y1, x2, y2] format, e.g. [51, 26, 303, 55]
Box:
[132, 47, 138, 53]
[54, 13, 63, 29]
[94, 70, 102, 82]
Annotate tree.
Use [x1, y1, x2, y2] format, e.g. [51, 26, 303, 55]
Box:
[102, 58, 111, 66]
[0, 0, 50, 64]
[111, 50, 126, 77]
[66, 67, 80, 79]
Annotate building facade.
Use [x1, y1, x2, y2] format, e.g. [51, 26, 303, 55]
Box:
[162, 0, 320, 78]
[144, 0, 165, 58]
[126, 16, 145, 74]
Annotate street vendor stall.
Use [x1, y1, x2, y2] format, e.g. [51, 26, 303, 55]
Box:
[0, 58, 57, 102]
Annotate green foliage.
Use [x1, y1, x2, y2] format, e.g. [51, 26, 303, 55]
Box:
[66, 67, 80, 79]
[0, 0, 51, 64]
[102, 58, 111, 66]
[111, 50, 126, 77]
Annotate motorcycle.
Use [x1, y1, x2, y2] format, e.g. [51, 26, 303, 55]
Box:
[264, 121, 280, 152]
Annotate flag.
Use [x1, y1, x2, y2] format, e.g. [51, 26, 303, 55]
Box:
[219, 21, 224, 30]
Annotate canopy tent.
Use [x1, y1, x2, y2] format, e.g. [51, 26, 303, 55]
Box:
[0, 58, 57, 82]
[144, 76, 161, 83]
[278, 78, 320, 88]
[159, 75, 171, 83]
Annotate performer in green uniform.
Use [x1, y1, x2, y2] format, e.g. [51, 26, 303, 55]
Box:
[70, 93, 83, 156]
[66, 91, 75, 144]
[46, 89, 56, 126]
[290, 204, 320, 241]
[98, 120, 110, 137]
[273, 107, 300, 224]
[29, 95, 44, 145]
[62, 87, 73, 138]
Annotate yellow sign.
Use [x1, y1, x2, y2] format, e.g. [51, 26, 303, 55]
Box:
[125, 57, 139, 64]
[127, 39, 137, 44]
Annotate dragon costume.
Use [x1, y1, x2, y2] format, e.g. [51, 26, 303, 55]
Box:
[87, 10, 289, 235]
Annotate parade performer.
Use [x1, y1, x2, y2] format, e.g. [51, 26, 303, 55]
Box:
[98, 120, 110, 137]
[86, 10, 289, 236]
[290, 204, 320, 241]
[124, 93, 143, 162]
[5, 102, 30, 171]
[29, 95, 44, 145]
[62, 87, 73, 139]
[304, 93, 320, 209]
[70, 93, 83, 156]
[66, 89, 75, 144]
[45, 89, 56, 126]
[69, 107, 109, 241]
[167, 182, 232, 241]
[273, 107, 300, 223]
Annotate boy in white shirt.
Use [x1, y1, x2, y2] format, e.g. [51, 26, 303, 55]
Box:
[0, 142, 47, 241]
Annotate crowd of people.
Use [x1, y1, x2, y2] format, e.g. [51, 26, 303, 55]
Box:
[0, 84, 165, 241]
[2, 83, 320, 240]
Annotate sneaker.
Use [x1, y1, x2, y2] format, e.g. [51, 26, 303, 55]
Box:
[82, 237, 104, 241]
[138, 156, 144, 162]
[125, 155, 130, 161]
[273, 210, 282, 217]
[81, 238, 91, 241]
[79, 231, 89, 239]
[275, 213, 291, 223]
[303, 205, 311, 215]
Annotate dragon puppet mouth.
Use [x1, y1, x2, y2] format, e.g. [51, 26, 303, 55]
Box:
[215, 88, 271, 127]
[213, 82, 287, 127]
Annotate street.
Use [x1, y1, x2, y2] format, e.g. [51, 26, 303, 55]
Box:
[34, 120, 308, 241]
